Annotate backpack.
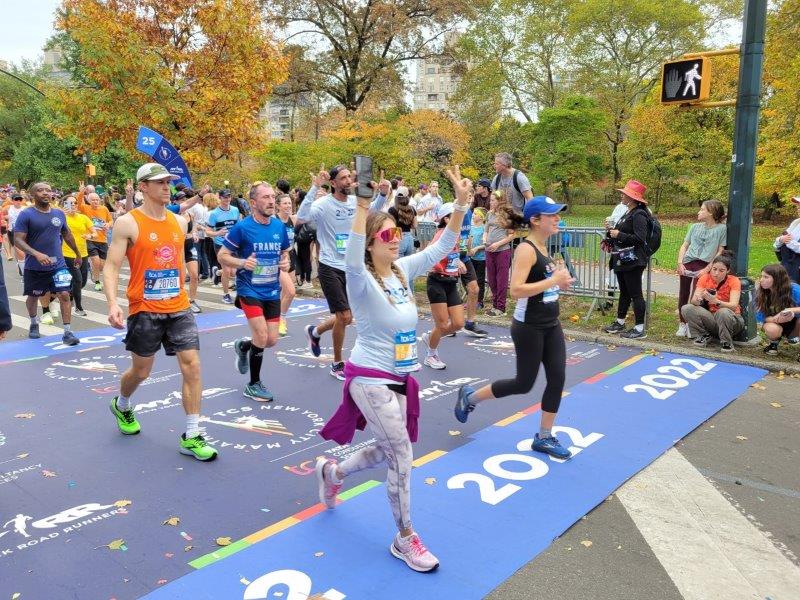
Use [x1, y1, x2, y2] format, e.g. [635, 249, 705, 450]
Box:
[492, 170, 523, 196]
[644, 212, 662, 258]
[295, 221, 317, 243]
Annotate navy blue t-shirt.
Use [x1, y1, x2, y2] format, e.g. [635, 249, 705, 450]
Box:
[14, 207, 68, 271]
[458, 208, 474, 263]
[222, 216, 290, 300]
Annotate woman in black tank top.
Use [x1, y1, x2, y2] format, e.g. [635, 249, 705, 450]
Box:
[452, 196, 577, 460]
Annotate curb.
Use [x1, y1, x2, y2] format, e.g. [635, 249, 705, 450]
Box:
[296, 286, 797, 375]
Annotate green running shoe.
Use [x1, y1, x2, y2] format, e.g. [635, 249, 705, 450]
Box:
[180, 434, 218, 461]
[244, 381, 274, 402]
[109, 396, 141, 435]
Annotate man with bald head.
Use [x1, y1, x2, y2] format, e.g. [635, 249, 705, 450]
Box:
[77, 184, 112, 290]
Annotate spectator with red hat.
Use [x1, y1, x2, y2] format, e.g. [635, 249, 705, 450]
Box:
[603, 179, 651, 339]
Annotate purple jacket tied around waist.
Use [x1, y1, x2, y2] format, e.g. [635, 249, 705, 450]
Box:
[319, 361, 420, 445]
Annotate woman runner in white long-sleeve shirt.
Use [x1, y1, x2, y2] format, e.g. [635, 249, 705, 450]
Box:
[317, 166, 471, 573]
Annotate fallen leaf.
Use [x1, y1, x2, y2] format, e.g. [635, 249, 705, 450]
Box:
[12, 594, 21, 600]
[448, 430, 461, 436]
[184, 545, 193, 552]
[162, 516, 180, 526]
[606, 345, 617, 351]
[424, 477, 436, 486]
[770, 402, 783, 408]
[736, 435, 748, 441]
[75, 410, 84, 415]
[569, 314, 580, 323]
[215, 537, 232, 546]
[107, 539, 127, 551]
[180, 532, 192, 541]
[617, 545, 622, 549]
[164, 553, 174, 558]
[114, 500, 132, 508]
[580, 540, 593, 548]
[750, 383, 766, 390]
[14, 413, 34, 419]
[157, 579, 167, 585]
[41, 470, 57, 478]
[314, 551, 324, 557]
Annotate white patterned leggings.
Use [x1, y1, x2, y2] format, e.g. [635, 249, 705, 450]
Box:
[338, 382, 413, 531]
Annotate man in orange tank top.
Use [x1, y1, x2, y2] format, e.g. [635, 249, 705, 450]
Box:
[103, 163, 217, 462]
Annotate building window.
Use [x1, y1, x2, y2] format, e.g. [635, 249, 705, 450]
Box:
[428, 94, 439, 101]
[426, 67, 436, 75]
[279, 109, 289, 116]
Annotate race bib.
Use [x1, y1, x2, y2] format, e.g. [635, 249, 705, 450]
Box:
[252, 256, 279, 286]
[394, 330, 419, 373]
[287, 228, 295, 244]
[335, 233, 349, 255]
[92, 217, 105, 229]
[53, 268, 72, 288]
[543, 264, 559, 304]
[445, 251, 460, 276]
[144, 268, 180, 300]
[190, 247, 198, 259]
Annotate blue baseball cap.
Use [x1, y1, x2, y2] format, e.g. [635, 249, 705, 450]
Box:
[523, 196, 567, 221]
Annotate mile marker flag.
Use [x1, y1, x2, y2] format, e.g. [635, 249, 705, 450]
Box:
[135, 126, 193, 188]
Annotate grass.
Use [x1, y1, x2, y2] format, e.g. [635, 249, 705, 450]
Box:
[561, 205, 782, 276]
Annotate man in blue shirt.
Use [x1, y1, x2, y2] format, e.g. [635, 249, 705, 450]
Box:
[457, 207, 488, 338]
[207, 191, 241, 303]
[218, 182, 290, 401]
[13, 182, 82, 344]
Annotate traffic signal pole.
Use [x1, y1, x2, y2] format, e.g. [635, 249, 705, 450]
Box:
[727, 0, 768, 342]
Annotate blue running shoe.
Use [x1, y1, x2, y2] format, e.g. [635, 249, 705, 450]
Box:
[244, 381, 274, 402]
[234, 337, 250, 375]
[454, 384, 476, 423]
[531, 433, 572, 459]
[306, 324, 321, 358]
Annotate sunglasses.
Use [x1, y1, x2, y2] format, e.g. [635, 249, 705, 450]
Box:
[373, 227, 402, 243]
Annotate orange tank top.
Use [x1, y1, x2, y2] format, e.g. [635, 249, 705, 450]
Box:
[126, 208, 189, 315]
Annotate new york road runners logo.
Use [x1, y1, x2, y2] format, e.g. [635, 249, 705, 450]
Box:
[275, 345, 335, 369]
[200, 404, 325, 454]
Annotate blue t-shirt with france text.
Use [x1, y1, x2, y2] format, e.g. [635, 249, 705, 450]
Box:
[222, 216, 290, 300]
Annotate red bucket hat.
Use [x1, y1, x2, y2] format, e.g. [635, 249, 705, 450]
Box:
[617, 180, 647, 204]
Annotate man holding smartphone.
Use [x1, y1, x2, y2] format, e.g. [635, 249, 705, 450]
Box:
[297, 163, 389, 380]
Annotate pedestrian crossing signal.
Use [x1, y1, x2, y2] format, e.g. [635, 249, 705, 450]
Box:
[661, 57, 711, 104]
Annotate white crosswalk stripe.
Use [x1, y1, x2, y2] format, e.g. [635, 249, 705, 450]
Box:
[8, 312, 63, 337]
[10, 296, 110, 327]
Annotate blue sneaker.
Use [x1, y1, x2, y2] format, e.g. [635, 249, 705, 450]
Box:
[244, 381, 274, 402]
[531, 433, 572, 459]
[234, 338, 250, 375]
[454, 385, 476, 423]
[306, 324, 321, 357]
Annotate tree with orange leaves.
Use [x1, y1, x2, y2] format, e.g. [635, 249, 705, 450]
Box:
[49, 0, 287, 172]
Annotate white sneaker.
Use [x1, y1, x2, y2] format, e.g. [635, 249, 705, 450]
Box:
[675, 323, 688, 337]
[390, 533, 439, 572]
[315, 458, 342, 509]
[423, 354, 446, 370]
[419, 331, 430, 349]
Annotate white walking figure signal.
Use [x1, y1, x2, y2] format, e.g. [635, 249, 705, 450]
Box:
[682, 63, 702, 97]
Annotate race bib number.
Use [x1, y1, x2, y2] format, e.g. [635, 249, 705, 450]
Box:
[92, 217, 105, 229]
[252, 256, 279, 286]
[394, 330, 419, 373]
[144, 268, 180, 300]
[335, 233, 349, 255]
[543, 264, 559, 304]
[287, 228, 295, 244]
[445, 251, 460, 276]
[53, 268, 72, 288]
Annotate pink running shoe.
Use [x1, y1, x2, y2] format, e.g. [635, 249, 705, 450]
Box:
[315, 458, 342, 509]
[390, 532, 440, 572]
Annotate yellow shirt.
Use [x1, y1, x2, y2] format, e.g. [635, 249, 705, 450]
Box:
[63, 213, 94, 258]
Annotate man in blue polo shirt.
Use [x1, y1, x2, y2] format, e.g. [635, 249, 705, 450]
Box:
[218, 182, 290, 401]
[207, 189, 241, 304]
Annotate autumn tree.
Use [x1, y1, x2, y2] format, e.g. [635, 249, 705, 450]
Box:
[264, 0, 484, 116]
[50, 0, 287, 171]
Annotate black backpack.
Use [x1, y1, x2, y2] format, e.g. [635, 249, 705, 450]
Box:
[295, 221, 317, 243]
[491, 170, 523, 196]
[644, 212, 662, 257]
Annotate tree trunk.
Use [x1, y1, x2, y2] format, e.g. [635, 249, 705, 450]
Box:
[561, 180, 572, 204]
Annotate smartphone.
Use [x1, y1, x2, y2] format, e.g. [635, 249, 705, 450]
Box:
[354, 155, 373, 198]
[707, 289, 717, 296]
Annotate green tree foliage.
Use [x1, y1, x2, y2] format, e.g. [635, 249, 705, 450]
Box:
[530, 96, 608, 203]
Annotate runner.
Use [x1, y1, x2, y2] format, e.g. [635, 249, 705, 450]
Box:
[454, 196, 575, 460]
[219, 182, 290, 401]
[206, 189, 241, 304]
[316, 165, 472, 573]
[277, 193, 297, 336]
[296, 164, 388, 380]
[77, 186, 113, 291]
[6, 193, 26, 273]
[457, 202, 488, 338]
[103, 163, 217, 461]
[13, 182, 82, 344]
[419, 204, 468, 369]
[61, 196, 95, 317]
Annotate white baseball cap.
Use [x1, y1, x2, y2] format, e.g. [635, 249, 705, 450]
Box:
[136, 163, 179, 183]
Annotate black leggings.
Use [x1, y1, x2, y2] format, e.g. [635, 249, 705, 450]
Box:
[296, 240, 313, 283]
[68, 259, 89, 310]
[616, 266, 646, 325]
[473, 258, 486, 306]
[491, 320, 566, 413]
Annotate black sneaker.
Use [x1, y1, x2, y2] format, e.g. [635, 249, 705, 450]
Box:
[721, 341, 734, 353]
[28, 323, 40, 339]
[62, 331, 80, 346]
[463, 323, 488, 338]
[604, 321, 625, 334]
[693, 334, 712, 347]
[763, 341, 779, 356]
[620, 328, 646, 339]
